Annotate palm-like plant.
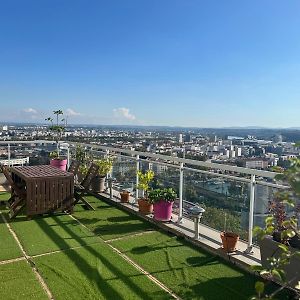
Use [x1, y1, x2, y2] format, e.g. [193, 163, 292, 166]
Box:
[45, 109, 65, 158]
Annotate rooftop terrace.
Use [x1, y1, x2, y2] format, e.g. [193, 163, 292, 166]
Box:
[0, 192, 292, 300]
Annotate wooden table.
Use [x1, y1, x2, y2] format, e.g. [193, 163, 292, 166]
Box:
[11, 165, 74, 218]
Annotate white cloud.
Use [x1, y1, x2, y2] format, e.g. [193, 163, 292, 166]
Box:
[66, 108, 81, 116]
[113, 107, 136, 121]
[23, 108, 38, 114]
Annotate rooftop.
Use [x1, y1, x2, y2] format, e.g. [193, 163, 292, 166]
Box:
[0, 192, 291, 300]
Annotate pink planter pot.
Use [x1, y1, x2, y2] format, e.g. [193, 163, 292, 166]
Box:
[153, 200, 173, 221]
[50, 159, 67, 171]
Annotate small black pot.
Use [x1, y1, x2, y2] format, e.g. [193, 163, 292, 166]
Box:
[272, 231, 282, 243]
[289, 235, 300, 250]
[91, 176, 106, 193]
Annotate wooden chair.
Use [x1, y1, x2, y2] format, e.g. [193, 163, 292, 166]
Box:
[0, 164, 26, 219]
[74, 163, 99, 210]
[68, 160, 80, 176]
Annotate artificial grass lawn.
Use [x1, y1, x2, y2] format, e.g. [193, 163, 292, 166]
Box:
[3, 194, 292, 299]
[0, 192, 9, 201]
[0, 216, 23, 261]
[33, 243, 171, 300]
[10, 214, 101, 256]
[111, 231, 260, 300]
[0, 260, 48, 300]
[73, 196, 154, 240]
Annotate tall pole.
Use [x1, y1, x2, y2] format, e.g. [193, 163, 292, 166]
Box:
[67, 144, 70, 169]
[106, 149, 110, 190]
[135, 155, 140, 202]
[245, 174, 255, 254]
[178, 162, 184, 223]
[7, 144, 11, 167]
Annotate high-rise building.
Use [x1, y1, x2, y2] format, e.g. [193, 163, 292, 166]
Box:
[179, 134, 183, 143]
[229, 150, 236, 158]
[235, 147, 242, 157]
[184, 134, 192, 143]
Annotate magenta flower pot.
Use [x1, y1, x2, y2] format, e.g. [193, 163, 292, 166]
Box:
[50, 159, 67, 171]
[153, 200, 173, 221]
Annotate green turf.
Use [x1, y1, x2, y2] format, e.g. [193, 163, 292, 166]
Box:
[0, 192, 9, 201]
[0, 216, 23, 261]
[10, 214, 101, 256]
[33, 243, 171, 300]
[3, 194, 293, 299]
[0, 260, 48, 300]
[111, 231, 259, 300]
[73, 196, 154, 240]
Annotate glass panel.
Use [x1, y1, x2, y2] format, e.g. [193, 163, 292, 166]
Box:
[149, 162, 179, 193]
[111, 155, 136, 197]
[183, 169, 250, 241]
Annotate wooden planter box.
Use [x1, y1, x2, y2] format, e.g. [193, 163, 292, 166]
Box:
[260, 236, 300, 287]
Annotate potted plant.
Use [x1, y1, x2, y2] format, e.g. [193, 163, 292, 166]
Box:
[48, 150, 67, 171]
[137, 170, 155, 214]
[253, 158, 300, 293]
[91, 157, 114, 193]
[220, 212, 239, 252]
[45, 110, 67, 171]
[120, 190, 131, 203]
[149, 188, 177, 221]
[74, 145, 90, 183]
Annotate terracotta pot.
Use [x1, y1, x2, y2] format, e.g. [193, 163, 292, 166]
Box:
[138, 198, 153, 214]
[50, 159, 67, 171]
[153, 200, 173, 221]
[220, 231, 239, 252]
[91, 176, 106, 193]
[120, 191, 130, 203]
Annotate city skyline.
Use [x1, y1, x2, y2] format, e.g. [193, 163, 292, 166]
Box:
[1, 1, 300, 127]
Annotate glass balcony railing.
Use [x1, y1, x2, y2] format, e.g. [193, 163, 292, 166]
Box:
[0, 140, 289, 254]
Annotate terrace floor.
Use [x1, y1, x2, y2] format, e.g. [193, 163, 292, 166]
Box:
[0, 193, 292, 300]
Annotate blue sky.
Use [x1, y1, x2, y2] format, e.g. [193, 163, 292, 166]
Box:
[1, 1, 300, 127]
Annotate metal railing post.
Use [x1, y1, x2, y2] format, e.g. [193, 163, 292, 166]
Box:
[67, 145, 70, 169]
[245, 174, 256, 254]
[109, 178, 113, 200]
[135, 155, 140, 202]
[178, 162, 184, 223]
[105, 149, 110, 190]
[7, 144, 11, 167]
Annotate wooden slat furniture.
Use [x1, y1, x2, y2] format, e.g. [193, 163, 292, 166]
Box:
[1, 164, 26, 218]
[74, 163, 99, 210]
[10, 165, 74, 218]
[68, 160, 80, 175]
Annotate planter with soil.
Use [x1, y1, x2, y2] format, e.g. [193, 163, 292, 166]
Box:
[220, 231, 239, 253]
[120, 191, 130, 203]
[138, 198, 153, 214]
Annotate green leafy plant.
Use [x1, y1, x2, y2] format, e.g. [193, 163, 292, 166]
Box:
[148, 188, 177, 204]
[79, 164, 89, 176]
[49, 151, 60, 160]
[252, 157, 300, 299]
[75, 145, 86, 164]
[94, 157, 114, 176]
[137, 170, 155, 199]
[45, 110, 65, 159]
[73, 146, 94, 181]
